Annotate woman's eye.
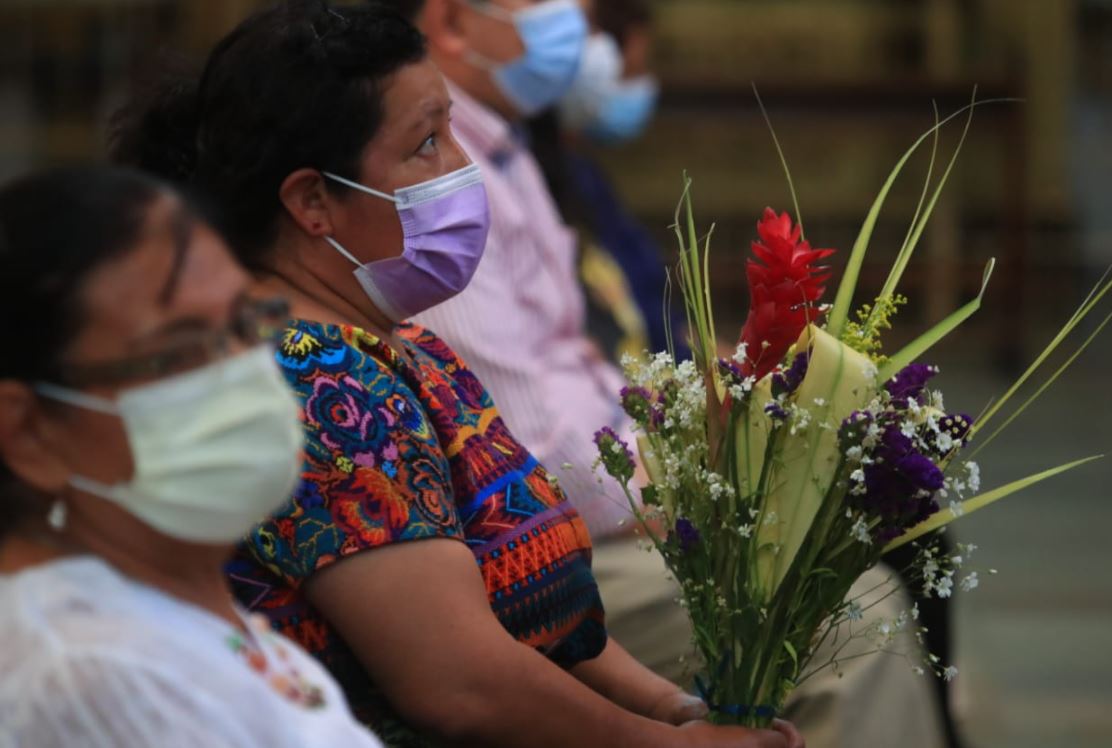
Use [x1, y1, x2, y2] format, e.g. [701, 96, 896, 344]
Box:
[417, 133, 438, 156]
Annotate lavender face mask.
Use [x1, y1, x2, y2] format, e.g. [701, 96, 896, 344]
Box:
[322, 163, 490, 322]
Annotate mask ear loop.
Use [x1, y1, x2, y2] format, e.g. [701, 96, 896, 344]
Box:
[323, 236, 365, 268]
[458, 2, 517, 72]
[321, 171, 397, 203]
[34, 383, 119, 416]
[468, 1, 514, 23]
[320, 172, 400, 269]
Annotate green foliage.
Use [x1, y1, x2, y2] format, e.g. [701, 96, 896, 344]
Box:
[841, 294, 909, 362]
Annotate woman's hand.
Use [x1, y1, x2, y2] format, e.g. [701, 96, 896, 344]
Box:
[646, 691, 709, 725]
[677, 718, 805, 748]
[770, 719, 805, 748]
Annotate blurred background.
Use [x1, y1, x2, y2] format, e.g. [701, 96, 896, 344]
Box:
[1, 1, 1109, 746]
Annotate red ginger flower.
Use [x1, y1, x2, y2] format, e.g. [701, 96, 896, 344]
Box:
[738, 208, 836, 380]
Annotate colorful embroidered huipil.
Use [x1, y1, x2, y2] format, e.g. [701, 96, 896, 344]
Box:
[227, 320, 605, 747]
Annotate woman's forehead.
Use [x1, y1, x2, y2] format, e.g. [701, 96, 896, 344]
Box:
[71, 198, 246, 353]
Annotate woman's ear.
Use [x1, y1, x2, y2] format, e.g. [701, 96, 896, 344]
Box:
[278, 169, 335, 238]
[0, 382, 71, 495]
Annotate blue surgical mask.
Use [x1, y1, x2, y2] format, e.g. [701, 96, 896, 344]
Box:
[560, 33, 659, 143]
[469, 0, 588, 116]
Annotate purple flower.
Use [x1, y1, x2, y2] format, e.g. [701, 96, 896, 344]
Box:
[941, 413, 973, 441]
[885, 363, 939, 408]
[620, 386, 654, 426]
[772, 352, 810, 398]
[718, 357, 747, 383]
[765, 401, 789, 421]
[674, 517, 701, 553]
[852, 423, 945, 540]
[594, 426, 636, 483]
[839, 410, 874, 446]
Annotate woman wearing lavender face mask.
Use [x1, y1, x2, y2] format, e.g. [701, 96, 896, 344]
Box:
[109, 3, 804, 748]
[0, 166, 386, 748]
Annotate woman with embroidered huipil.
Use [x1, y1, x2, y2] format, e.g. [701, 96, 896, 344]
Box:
[0, 166, 385, 747]
[109, 3, 804, 748]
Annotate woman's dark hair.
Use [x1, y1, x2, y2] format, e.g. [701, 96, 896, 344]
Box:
[109, 0, 427, 270]
[0, 166, 172, 528]
[384, 0, 426, 22]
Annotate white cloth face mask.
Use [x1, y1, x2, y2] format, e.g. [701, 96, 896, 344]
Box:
[36, 346, 305, 545]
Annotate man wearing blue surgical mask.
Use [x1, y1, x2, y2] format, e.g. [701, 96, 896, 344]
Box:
[398, 0, 647, 547]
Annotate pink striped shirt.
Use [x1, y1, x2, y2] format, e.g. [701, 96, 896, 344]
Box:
[414, 84, 636, 539]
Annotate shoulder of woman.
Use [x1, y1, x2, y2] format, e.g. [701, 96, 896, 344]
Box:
[0, 560, 291, 746]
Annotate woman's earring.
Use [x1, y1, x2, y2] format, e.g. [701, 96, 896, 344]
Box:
[46, 499, 67, 531]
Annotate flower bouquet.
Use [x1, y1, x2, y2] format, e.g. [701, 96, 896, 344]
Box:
[593, 99, 1111, 727]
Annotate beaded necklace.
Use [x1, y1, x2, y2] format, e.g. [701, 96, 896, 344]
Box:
[226, 613, 326, 709]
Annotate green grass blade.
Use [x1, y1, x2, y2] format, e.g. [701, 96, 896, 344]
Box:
[827, 95, 1012, 338]
[703, 223, 718, 352]
[877, 258, 995, 382]
[968, 269, 1112, 439]
[663, 271, 676, 360]
[753, 83, 805, 240]
[883, 455, 1104, 552]
[897, 101, 941, 263]
[968, 307, 1112, 459]
[877, 94, 976, 304]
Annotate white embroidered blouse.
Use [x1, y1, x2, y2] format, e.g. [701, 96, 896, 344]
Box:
[0, 556, 384, 748]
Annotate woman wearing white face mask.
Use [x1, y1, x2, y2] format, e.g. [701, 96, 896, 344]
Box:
[108, 3, 805, 748]
[0, 166, 386, 748]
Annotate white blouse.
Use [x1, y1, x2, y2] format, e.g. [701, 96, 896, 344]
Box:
[0, 556, 384, 748]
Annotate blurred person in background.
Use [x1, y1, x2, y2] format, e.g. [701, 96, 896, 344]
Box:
[0, 165, 386, 748]
[536, 0, 689, 364]
[111, 3, 803, 747]
[406, 0, 949, 744]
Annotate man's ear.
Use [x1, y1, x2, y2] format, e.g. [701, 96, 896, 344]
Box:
[278, 168, 335, 239]
[421, 0, 470, 60]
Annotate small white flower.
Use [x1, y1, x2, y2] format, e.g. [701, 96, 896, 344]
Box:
[965, 462, 981, 493]
[949, 500, 965, 518]
[935, 575, 954, 599]
[813, 397, 827, 407]
[936, 431, 954, 453]
[851, 518, 873, 545]
[846, 602, 864, 621]
[960, 572, 979, 592]
[912, 666, 925, 676]
[561, 462, 574, 470]
[943, 666, 959, 682]
[901, 421, 917, 438]
[846, 446, 863, 462]
[738, 524, 754, 538]
[850, 468, 866, 484]
[732, 342, 749, 365]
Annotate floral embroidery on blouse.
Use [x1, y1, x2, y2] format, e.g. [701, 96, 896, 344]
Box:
[227, 320, 605, 746]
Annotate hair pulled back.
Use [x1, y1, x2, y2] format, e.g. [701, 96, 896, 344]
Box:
[110, 1, 427, 269]
[0, 166, 171, 530]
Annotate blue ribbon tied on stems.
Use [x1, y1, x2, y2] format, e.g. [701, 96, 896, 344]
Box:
[694, 675, 778, 722]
